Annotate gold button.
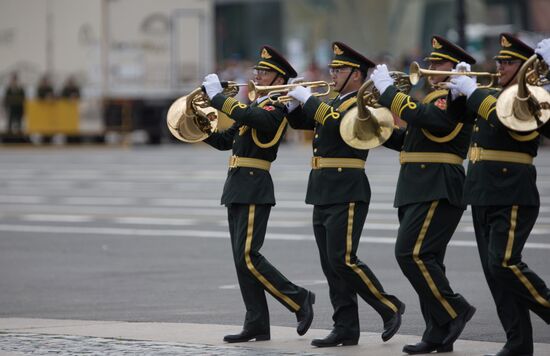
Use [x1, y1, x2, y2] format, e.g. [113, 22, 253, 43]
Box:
[473, 143, 478, 147]
[315, 134, 319, 139]
[314, 148, 317, 153]
[249, 171, 254, 175]
[502, 168, 508, 173]
[338, 167, 342, 172]
[421, 164, 426, 169]
[474, 126, 479, 132]
[233, 140, 236, 143]
[405, 131, 409, 135]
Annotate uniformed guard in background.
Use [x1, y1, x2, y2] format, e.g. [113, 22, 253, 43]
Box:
[447, 33, 550, 356]
[200, 45, 315, 343]
[285, 42, 405, 348]
[370, 35, 477, 354]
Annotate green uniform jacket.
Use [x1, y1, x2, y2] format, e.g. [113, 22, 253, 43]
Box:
[287, 92, 370, 205]
[447, 89, 540, 206]
[380, 86, 472, 208]
[204, 94, 288, 206]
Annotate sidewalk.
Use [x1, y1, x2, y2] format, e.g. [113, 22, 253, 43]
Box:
[1, 318, 549, 355]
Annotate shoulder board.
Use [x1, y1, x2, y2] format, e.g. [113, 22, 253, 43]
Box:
[422, 89, 448, 104]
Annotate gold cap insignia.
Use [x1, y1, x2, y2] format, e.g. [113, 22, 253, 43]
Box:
[261, 48, 272, 59]
[501, 35, 512, 48]
[432, 38, 442, 49]
[333, 44, 344, 55]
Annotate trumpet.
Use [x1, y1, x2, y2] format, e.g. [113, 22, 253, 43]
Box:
[247, 80, 334, 103]
[409, 61, 500, 89]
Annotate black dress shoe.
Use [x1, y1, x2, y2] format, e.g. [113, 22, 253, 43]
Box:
[223, 329, 270, 343]
[402, 341, 453, 354]
[382, 302, 406, 342]
[442, 305, 476, 345]
[310, 330, 359, 347]
[296, 291, 315, 336]
[484, 347, 533, 356]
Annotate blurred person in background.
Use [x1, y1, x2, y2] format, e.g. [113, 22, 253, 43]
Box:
[60, 75, 81, 99]
[370, 35, 477, 355]
[3, 72, 26, 134]
[200, 45, 315, 344]
[447, 33, 550, 356]
[36, 74, 55, 100]
[285, 42, 405, 348]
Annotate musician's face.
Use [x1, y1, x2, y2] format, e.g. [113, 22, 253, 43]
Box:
[428, 60, 454, 86]
[496, 59, 522, 87]
[254, 69, 281, 86]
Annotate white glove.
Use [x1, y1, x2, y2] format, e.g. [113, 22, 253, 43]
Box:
[535, 38, 550, 63]
[202, 73, 223, 100]
[284, 77, 304, 112]
[287, 85, 312, 104]
[455, 61, 471, 73]
[447, 75, 477, 99]
[370, 64, 394, 95]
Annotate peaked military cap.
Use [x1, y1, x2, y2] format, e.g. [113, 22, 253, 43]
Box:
[424, 35, 476, 65]
[253, 45, 297, 79]
[328, 41, 375, 73]
[493, 33, 534, 61]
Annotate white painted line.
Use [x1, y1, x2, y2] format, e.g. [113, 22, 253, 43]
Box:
[0, 224, 549, 249]
[113, 217, 198, 226]
[60, 197, 138, 205]
[22, 215, 95, 223]
[0, 195, 44, 204]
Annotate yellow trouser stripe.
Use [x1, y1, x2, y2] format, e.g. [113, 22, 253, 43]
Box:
[244, 205, 300, 311]
[413, 201, 458, 318]
[503, 206, 550, 308]
[345, 202, 398, 313]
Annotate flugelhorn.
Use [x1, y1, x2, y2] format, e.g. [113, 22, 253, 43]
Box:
[248, 80, 334, 103]
[409, 61, 500, 89]
[496, 55, 550, 132]
[166, 81, 245, 142]
[339, 72, 409, 149]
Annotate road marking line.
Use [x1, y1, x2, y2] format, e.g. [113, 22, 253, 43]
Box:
[1, 224, 549, 249]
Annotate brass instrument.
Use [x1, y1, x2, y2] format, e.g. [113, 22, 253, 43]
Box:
[409, 61, 500, 89]
[340, 72, 410, 149]
[496, 55, 550, 132]
[166, 82, 245, 142]
[247, 80, 334, 103]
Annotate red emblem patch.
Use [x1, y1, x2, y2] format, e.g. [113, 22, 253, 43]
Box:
[434, 98, 447, 110]
[262, 105, 275, 111]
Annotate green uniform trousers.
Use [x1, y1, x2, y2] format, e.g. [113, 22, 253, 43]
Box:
[312, 201, 403, 337]
[228, 203, 308, 332]
[395, 199, 472, 344]
[472, 205, 550, 354]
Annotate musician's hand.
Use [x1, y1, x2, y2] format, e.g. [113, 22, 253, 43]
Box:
[447, 75, 477, 99]
[202, 74, 223, 100]
[370, 64, 394, 95]
[287, 85, 312, 104]
[455, 61, 471, 73]
[535, 38, 550, 63]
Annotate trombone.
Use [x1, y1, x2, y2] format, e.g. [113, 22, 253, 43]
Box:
[247, 80, 334, 103]
[409, 61, 500, 89]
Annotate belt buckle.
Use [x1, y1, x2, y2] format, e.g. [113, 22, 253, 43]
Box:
[470, 147, 481, 163]
[229, 155, 238, 169]
[312, 156, 321, 169]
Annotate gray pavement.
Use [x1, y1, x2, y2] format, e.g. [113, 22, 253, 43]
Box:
[0, 143, 549, 354]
